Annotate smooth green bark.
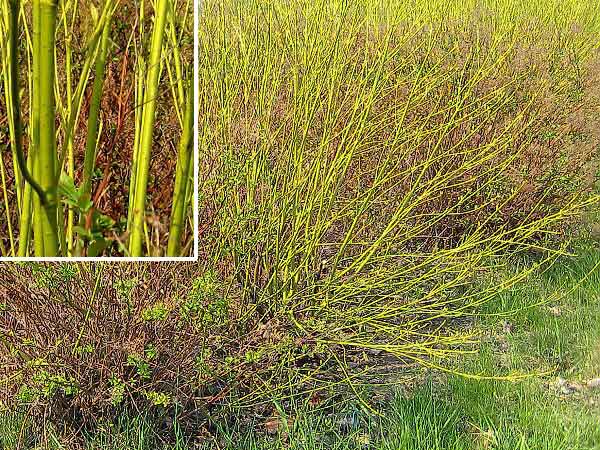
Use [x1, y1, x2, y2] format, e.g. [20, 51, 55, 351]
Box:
[128, 0, 169, 256]
[31, 0, 44, 256]
[37, 0, 59, 256]
[8, 0, 40, 256]
[167, 81, 194, 256]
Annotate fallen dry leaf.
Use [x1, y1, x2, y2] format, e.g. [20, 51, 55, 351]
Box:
[264, 416, 294, 435]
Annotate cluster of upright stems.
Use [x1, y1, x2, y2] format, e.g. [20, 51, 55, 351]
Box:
[4, 0, 194, 257]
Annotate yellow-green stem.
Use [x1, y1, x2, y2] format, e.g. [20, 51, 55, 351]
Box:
[75, 16, 112, 254]
[32, 0, 44, 256]
[37, 0, 59, 256]
[167, 80, 193, 256]
[128, 0, 169, 256]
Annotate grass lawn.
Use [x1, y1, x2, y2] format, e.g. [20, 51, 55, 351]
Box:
[2, 243, 598, 449]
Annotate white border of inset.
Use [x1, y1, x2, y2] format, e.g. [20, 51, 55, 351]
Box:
[1, 2, 199, 262]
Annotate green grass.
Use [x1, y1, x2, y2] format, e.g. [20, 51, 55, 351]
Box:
[3, 244, 598, 449]
[200, 245, 600, 450]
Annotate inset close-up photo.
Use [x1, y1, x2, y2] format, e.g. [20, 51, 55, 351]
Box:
[0, 0, 195, 258]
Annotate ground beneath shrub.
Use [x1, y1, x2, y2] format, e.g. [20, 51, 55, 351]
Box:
[2, 239, 598, 449]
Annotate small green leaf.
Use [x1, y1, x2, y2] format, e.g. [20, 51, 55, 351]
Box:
[92, 212, 116, 232]
[73, 226, 93, 240]
[88, 238, 109, 257]
[58, 174, 78, 203]
[78, 194, 93, 213]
